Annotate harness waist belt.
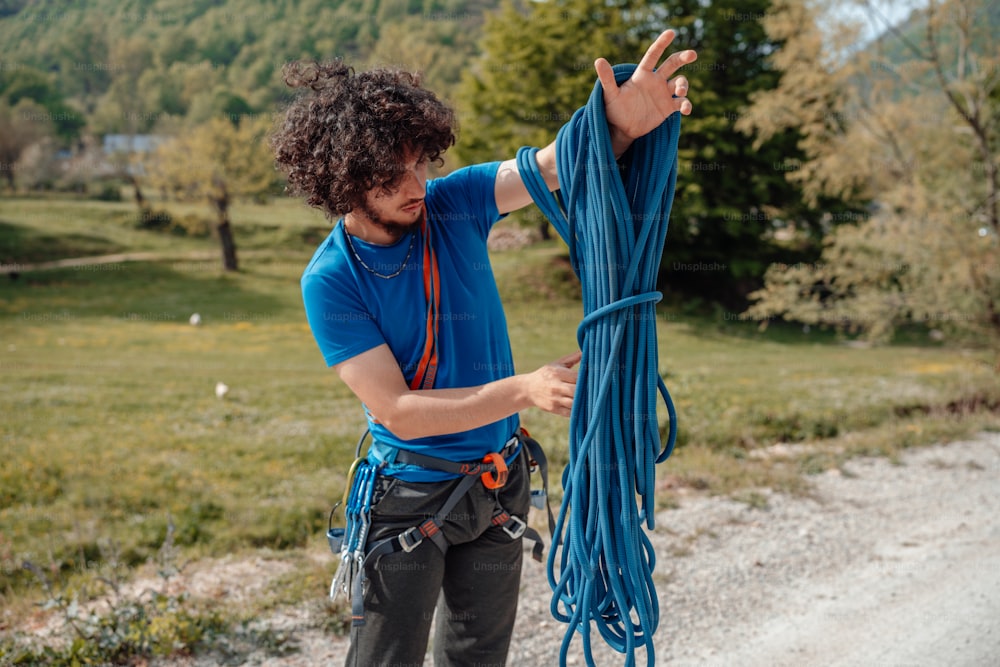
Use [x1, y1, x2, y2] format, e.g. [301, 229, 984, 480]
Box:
[388, 434, 520, 478]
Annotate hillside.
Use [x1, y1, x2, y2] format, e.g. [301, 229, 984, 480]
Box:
[0, 0, 503, 139]
[866, 0, 1000, 85]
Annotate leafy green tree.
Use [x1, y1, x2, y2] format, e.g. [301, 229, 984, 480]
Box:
[367, 16, 478, 107]
[458, 0, 850, 300]
[0, 0, 506, 148]
[0, 66, 84, 144]
[147, 116, 277, 271]
[743, 0, 1000, 358]
[457, 0, 639, 167]
[652, 0, 860, 304]
[0, 99, 55, 190]
[135, 68, 186, 124]
[89, 37, 156, 136]
[456, 0, 640, 238]
[51, 13, 111, 116]
[157, 26, 200, 68]
[173, 62, 229, 126]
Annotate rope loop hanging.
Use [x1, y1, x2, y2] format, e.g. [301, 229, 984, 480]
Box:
[516, 62, 681, 667]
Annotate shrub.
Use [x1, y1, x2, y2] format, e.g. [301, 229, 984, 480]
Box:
[136, 206, 172, 231]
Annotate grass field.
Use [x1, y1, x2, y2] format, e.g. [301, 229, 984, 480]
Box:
[2, 194, 998, 651]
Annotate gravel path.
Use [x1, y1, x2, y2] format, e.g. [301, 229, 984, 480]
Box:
[158, 432, 1000, 666]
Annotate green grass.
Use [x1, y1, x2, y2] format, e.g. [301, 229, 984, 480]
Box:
[0, 195, 332, 266]
[1, 195, 998, 630]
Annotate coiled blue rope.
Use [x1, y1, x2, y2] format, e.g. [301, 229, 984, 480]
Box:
[516, 63, 680, 666]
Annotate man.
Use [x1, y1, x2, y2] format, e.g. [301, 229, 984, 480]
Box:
[271, 29, 695, 666]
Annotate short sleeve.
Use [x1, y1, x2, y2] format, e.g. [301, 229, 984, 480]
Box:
[301, 269, 385, 367]
[425, 162, 502, 240]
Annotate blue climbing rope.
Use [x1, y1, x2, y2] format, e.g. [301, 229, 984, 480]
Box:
[516, 63, 680, 666]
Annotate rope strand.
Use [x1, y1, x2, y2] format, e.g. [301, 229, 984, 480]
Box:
[517, 62, 680, 666]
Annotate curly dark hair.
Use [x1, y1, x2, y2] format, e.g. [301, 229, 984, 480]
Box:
[270, 60, 456, 219]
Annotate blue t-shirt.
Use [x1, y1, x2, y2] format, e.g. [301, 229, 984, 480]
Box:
[300, 161, 519, 481]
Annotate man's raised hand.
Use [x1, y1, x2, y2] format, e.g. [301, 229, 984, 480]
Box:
[595, 29, 697, 152]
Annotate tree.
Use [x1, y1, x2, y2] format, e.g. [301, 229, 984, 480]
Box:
[89, 37, 156, 136]
[0, 0, 506, 154]
[456, 0, 641, 239]
[651, 0, 858, 304]
[0, 99, 54, 191]
[458, 0, 851, 301]
[457, 0, 639, 162]
[0, 66, 84, 145]
[367, 15, 480, 127]
[742, 0, 1000, 358]
[147, 116, 277, 271]
[51, 13, 112, 117]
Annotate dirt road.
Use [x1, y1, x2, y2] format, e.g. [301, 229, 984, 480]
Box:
[636, 432, 1000, 667]
[150, 432, 1000, 666]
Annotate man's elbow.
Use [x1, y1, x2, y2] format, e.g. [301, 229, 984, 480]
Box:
[373, 403, 426, 441]
[379, 417, 421, 441]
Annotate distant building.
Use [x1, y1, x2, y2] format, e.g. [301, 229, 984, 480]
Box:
[102, 134, 165, 155]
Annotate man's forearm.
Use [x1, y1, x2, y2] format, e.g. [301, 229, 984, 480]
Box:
[496, 124, 627, 215]
[495, 143, 559, 214]
[375, 375, 532, 441]
[534, 118, 634, 182]
[534, 142, 560, 191]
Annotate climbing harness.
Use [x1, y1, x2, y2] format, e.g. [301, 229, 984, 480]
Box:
[327, 427, 555, 626]
[516, 63, 681, 666]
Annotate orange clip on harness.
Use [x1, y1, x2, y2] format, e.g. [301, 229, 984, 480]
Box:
[479, 451, 508, 489]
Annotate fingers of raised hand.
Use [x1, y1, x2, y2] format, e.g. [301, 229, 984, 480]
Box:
[594, 57, 620, 100]
[637, 29, 697, 77]
[637, 29, 678, 72]
[552, 403, 574, 418]
[670, 75, 689, 98]
[668, 75, 694, 115]
[655, 48, 697, 82]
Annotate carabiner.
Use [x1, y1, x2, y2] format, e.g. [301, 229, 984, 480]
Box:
[342, 456, 366, 507]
